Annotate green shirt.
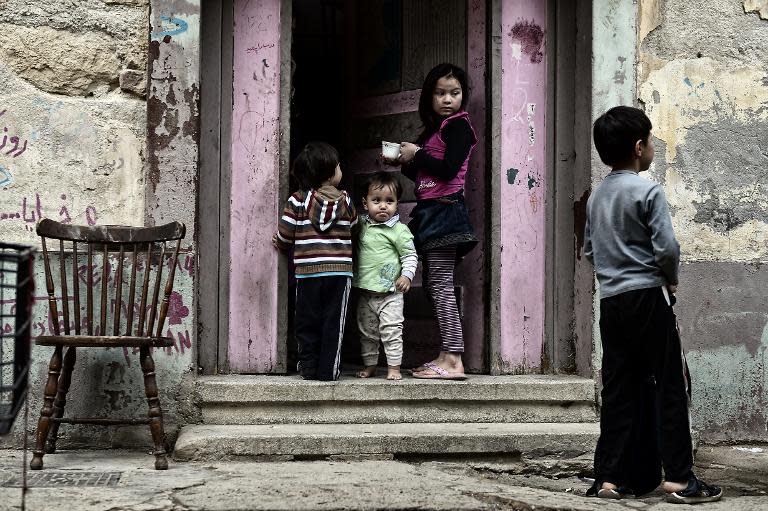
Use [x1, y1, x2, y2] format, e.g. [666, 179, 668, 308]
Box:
[353, 214, 417, 293]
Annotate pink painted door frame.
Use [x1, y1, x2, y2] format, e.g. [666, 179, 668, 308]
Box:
[227, 0, 285, 373]
[224, 0, 564, 375]
[491, 0, 549, 374]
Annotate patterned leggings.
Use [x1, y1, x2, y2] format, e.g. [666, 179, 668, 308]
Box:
[422, 246, 464, 353]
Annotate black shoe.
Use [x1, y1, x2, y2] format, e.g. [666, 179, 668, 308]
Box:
[665, 477, 723, 504]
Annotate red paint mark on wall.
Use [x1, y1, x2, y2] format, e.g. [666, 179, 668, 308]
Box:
[510, 20, 545, 64]
[167, 291, 189, 325]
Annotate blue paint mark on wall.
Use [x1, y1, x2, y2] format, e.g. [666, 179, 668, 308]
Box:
[683, 77, 705, 96]
[0, 165, 12, 187]
[151, 16, 188, 39]
[507, 168, 519, 184]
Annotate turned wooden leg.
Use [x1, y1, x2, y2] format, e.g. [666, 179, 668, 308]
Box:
[31, 346, 63, 470]
[140, 346, 168, 470]
[45, 347, 76, 454]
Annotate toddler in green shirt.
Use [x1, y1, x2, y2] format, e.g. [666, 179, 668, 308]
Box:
[353, 172, 417, 380]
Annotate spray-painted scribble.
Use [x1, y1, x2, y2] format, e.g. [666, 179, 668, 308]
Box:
[151, 16, 189, 39]
[0, 165, 12, 187]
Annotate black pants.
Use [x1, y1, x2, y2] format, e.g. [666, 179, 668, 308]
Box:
[594, 286, 694, 496]
[294, 276, 351, 381]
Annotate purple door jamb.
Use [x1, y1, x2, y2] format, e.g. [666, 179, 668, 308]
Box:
[228, 0, 283, 373]
[497, 0, 548, 373]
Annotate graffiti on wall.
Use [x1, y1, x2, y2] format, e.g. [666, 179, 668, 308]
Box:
[0, 193, 98, 231]
[151, 16, 189, 40]
[0, 109, 29, 158]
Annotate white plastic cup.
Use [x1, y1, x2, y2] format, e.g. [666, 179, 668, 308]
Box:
[382, 141, 401, 160]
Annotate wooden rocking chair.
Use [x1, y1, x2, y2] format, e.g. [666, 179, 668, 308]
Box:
[30, 219, 186, 470]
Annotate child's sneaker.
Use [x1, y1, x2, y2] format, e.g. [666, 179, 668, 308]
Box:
[665, 477, 723, 504]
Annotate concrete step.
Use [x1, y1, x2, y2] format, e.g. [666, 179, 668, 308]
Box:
[196, 374, 599, 425]
[173, 422, 600, 461]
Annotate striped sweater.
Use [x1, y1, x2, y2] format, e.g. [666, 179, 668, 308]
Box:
[274, 186, 358, 278]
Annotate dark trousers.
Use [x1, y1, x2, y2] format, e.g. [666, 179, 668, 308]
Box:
[594, 286, 694, 496]
[294, 276, 351, 381]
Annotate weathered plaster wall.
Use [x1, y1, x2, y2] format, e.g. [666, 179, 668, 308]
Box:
[637, 0, 768, 442]
[0, 0, 198, 448]
[587, 0, 638, 380]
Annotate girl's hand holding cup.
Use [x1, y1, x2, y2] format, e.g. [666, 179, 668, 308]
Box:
[398, 142, 419, 163]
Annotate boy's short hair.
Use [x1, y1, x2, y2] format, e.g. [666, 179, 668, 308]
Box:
[366, 171, 402, 200]
[593, 106, 652, 167]
[292, 142, 340, 190]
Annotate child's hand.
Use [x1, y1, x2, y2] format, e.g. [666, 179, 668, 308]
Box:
[667, 284, 677, 294]
[399, 142, 420, 163]
[271, 233, 281, 249]
[395, 276, 411, 293]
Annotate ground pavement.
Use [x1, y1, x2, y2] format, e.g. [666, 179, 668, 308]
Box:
[0, 445, 766, 510]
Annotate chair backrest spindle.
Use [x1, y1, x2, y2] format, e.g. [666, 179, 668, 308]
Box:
[147, 242, 166, 338]
[126, 244, 138, 336]
[156, 238, 182, 338]
[87, 244, 93, 335]
[73, 241, 80, 335]
[40, 237, 60, 336]
[113, 245, 125, 336]
[100, 243, 108, 336]
[59, 240, 70, 335]
[137, 243, 152, 337]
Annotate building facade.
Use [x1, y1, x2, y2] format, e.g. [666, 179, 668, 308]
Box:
[0, 0, 766, 448]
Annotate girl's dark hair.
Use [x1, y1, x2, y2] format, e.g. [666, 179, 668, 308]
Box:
[366, 171, 403, 200]
[417, 63, 470, 144]
[292, 141, 340, 190]
[593, 106, 652, 167]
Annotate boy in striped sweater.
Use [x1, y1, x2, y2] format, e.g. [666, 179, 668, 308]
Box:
[272, 142, 358, 380]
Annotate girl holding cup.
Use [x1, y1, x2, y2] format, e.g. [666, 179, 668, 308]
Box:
[384, 62, 478, 380]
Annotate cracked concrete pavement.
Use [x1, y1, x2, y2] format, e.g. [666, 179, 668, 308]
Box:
[0, 445, 765, 510]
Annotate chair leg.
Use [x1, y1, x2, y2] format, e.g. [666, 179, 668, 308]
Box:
[45, 347, 77, 454]
[140, 346, 168, 470]
[30, 346, 63, 470]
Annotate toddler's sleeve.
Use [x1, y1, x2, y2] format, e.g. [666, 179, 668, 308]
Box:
[397, 226, 418, 281]
[274, 196, 298, 250]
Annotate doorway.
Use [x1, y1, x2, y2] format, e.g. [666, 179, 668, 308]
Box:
[287, 0, 487, 373]
[197, 0, 592, 376]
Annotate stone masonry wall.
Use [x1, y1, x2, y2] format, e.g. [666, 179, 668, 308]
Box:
[638, 0, 768, 442]
[0, 0, 197, 449]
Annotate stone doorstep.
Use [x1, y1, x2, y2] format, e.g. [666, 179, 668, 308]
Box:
[197, 374, 598, 403]
[201, 401, 598, 425]
[173, 422, 600, 461]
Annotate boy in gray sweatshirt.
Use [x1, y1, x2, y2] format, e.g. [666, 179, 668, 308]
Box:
[585, 106, 721, 504]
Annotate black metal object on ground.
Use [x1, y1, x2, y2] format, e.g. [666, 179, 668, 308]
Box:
[0, 242, 34, 435]
[0, 471, 121, 487]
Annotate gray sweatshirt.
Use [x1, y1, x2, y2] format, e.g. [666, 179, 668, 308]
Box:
[584, 170, 680, 299]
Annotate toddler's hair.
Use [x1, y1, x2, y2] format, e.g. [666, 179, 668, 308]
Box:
[292, 141, 340, 190]
[366, 171, 402, 200]
[593, 106, 652, 167]
[418, 63, 470, 144]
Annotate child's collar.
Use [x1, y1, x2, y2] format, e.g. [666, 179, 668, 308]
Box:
[364, 213, 400, 227]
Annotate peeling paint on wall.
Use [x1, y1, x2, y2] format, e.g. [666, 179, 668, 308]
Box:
[639, 59, 768, 162]
[146, 4, 200, 243]
[638, 0, 768, 442]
